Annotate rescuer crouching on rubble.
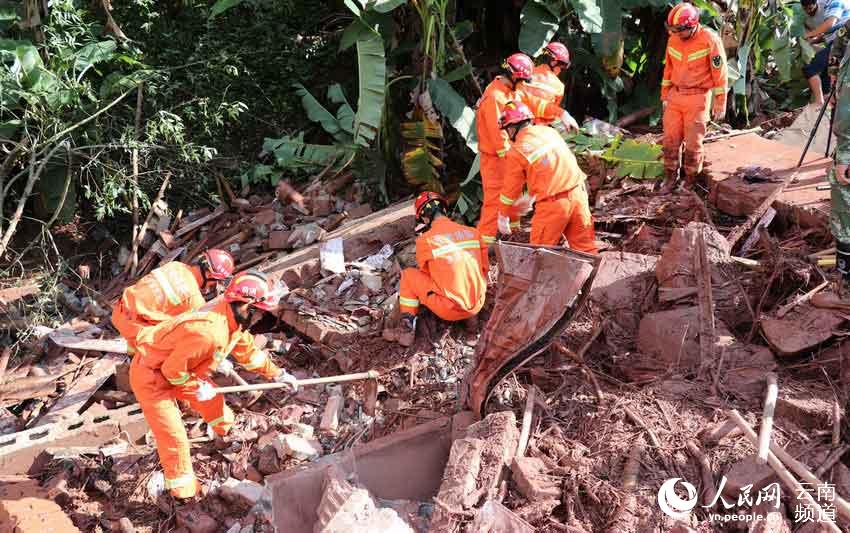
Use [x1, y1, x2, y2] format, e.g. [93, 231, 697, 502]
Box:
[383, 192, 489, 347]
[495, 102, 598, 254]
[111, 249, 235, 355]
[130, 271, 298, 499]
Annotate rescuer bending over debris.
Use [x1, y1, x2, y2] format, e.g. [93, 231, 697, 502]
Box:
[130, 271, 297, 499]
[383, 192, 489, 347]
[475, 52, 579, 246]
[523, 42, 572, 125]
[496, 102, 598, 253]
[111, 249, 235, 355]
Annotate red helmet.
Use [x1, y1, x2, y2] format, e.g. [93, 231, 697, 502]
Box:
[499, 102, 534, 129]
[667, 3, 699, 31]
[504, 53, 534, 82]
[543, 42, 571, 67]
[224, 271, 283, 311]
[201, 249, 235, 280]
[414, 191, 447, 223]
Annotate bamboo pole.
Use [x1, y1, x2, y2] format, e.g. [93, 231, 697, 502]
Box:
[757, 373, 778, 464]
[728, 409, 848, 528]
[211, 370, 379, 394]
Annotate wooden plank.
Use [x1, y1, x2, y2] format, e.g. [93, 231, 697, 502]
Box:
[48, 333, 128, 354]
[174, 204, 226, 237]
[0, 283, 40, 305]
[159, 245, 186, 266]
[36, 354, 127, 426]
[695, 230, 716, 377]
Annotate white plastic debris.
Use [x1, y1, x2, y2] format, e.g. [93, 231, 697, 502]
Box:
[321, 238, 346, 274]
[362, 244, 394, 270]
[147, 471, 166, 500]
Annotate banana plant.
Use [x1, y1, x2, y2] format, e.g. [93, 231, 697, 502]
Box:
[261, 34, 387, 172]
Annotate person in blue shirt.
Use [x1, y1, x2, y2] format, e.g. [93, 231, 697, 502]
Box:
[802, 0, 850, 104]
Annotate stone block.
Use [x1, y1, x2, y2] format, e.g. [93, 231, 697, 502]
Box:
[510, 456, 559, 500]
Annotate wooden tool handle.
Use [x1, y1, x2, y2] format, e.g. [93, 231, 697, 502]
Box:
[212, 370, 379, 394]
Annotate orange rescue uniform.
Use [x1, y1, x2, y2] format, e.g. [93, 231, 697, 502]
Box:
[500, 125, 597, 253]
[522, 64, 565, 124]
[475, 77, 565, 244]
[130, 299, 281, 498]
[398, 217, 488, 321]
[111, 262, 206, 354]
[661, 26, 728, 179]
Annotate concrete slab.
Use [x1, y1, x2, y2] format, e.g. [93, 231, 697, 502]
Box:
[705, 133, 832, 228]
[0, 403, 148, 475]
[267, 414, 473, 533]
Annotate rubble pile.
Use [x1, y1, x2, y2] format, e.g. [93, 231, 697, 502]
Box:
[2, 129, 850, 532]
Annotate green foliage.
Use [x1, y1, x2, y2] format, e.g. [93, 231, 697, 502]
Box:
[601, 137, 663, 179]
[562, 130, 611, 152]
[427, 78, 477, 152]
[209, 0, 247, 19]
[353, 37, 387, 147]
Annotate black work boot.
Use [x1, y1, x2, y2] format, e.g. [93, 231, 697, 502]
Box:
[397, 313, 417, 347]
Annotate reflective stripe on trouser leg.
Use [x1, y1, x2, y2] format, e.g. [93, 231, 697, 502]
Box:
[682, 91, 710, 178]
[662, 94, 686, 175]
[399, 268, 424, 315]
[400, 267, 472, 321]
[477, 154, 504, 244]
[138, 396, 198, 498]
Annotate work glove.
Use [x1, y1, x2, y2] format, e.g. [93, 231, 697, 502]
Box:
[216, 358, 234, 375]
[497, 212, 512, 235]
[560, 110, 579, 133]
[513, 194, 536, 217]
[836, 164, 850, 186]
[196, 380, 217, 402]
[712, 106, 726, 122]
[275, 369, 299, 392]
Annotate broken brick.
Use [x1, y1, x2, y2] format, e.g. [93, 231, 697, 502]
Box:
[218, 478, 263, 508]
[272, 434, 322, 461]
[176, 506, 218, 533]
[257, 446, 280, 476]
[310, 194, 334, 217]
[266, 230, 292, 250]
[0, 476, 81, 532]
[347, 204, 372, 219]
[320, 395, 343, 433]
[761, 305, 844, 357]
[775, 386, 836, 431]
[510, 456, 560, 500]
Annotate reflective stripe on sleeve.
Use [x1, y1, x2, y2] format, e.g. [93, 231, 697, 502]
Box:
[167, 372, 191, 386]
[399, 296, 420, 308]
[241, 350, 268, 371]
[151, 269, 182, 306]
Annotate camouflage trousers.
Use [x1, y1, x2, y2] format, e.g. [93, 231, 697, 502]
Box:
[830, 166, 850, 244]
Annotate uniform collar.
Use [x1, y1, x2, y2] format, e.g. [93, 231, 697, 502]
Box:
[212, 298, 241, 334]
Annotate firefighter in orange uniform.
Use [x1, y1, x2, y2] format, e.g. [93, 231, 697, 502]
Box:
[130, 271, 297, 499]
[111, 249, 235, 354]
[496, 102, 597, 253]
[523, 42, 571, 124]
[475, 53, 579, 246]
[383, 192, 489, 347]
[660, 2, 728, 190]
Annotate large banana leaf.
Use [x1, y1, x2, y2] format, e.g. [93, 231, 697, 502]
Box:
[73, 41, 117, 81]
[353, 37, 386, 147]
[364, 0, 407, 13]
[601, 138, 663, 179]
[328, 84, 355, 135]
[427, 78, 478, 152]
[209, 0, 245, 19]
[568, 0, 603, 34]
[519, 0, 562, 56]
[263, 134, 356, 169]
[294, 83, 350, 144]
[591, 0, 624, 77]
